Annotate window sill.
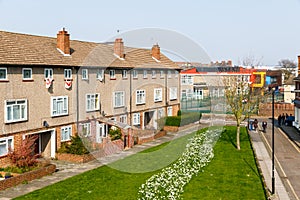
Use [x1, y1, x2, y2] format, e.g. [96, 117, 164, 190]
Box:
[136, 103, 145, 105]
[64, 78, 73, 81]
[110, 78, 116, 80]
[0, 80, 9, 82]
[22, 79, 34, 82]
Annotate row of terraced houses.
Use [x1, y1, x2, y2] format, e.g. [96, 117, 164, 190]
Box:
[0, 29, 181, 165]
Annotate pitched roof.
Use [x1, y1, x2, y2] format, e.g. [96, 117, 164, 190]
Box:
[0, 30, 180, 69]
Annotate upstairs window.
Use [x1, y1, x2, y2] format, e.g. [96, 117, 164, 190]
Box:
[133, 70, 138, 78]
[82, 69, 88, 80]
[64, 69, 72, 79]
[22, 68, 32, 80]
[5, 99, 27, 123]
[114, 91, 125, 108]
[143, 70, 147, 78]
[86, 94, 100, 111]
[152, 70, 156, 78]
[44, 68, 53, 79]
[96, 69, 104, 81]
[136, 90, 146, 105]
[160, 70, 164, 78]
[154, 88, 163, 102]
[168, 70, 172, 78]
[109, 70, 116, 79]
[122, 70, 127, 79]
[51, 96, 68, 117]
[170, 87, 178, 100]
[0, 68, 7, 80]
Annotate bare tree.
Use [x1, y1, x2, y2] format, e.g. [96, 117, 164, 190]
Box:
[223, 75, 251, 150]
[239, 54, 264, 67]
[278, 59, 297, 81]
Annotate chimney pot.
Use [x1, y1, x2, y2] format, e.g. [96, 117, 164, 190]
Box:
[114, 38, 125, 58]
[57, 28, 70, 55]
[151, 44, 161, 60]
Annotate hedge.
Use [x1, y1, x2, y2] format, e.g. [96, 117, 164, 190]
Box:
[158, 111, 202, 127]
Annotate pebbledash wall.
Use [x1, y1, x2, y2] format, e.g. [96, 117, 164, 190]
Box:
[0, 29, 181, 166]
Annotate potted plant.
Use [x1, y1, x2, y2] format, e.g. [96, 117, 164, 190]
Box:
[5, 172, 12, 179]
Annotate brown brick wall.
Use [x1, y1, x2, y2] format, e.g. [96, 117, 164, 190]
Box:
[0, 164, 56, 191]
[259, 103, 294, 117]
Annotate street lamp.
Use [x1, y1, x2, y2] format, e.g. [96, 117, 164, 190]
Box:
[271, 89, 275, 195]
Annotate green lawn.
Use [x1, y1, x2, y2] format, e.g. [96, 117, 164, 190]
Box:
[15, 126, 266, 200]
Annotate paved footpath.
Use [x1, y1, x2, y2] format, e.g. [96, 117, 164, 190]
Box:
[0, 117, 293, 200]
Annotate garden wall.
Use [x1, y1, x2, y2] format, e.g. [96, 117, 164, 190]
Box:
[56, 153, 95, 163]
[0, 164, 56, 191]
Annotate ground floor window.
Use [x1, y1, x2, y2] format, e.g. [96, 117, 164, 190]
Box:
[133, 113, 140, 125]
[120, 115, 127, 124]
[0, 136, 13, 156]
[82, 123, 91, 137]
[167, 106, 173, 116]
[61, 126, 72, 142]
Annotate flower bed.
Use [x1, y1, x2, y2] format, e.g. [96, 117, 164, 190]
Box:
[0, 164, 56, 191]
[138, 128, 223, 200]
[56, 153, 95, 163]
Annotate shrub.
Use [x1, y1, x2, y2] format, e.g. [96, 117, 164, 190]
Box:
[109, 128, 122, 141]
[57, 136, 89, 155]
[158, 111, 202, 127]
[8, 135, 40, 169]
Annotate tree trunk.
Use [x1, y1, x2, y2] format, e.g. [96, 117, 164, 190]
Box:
[237, 125, 240, 150]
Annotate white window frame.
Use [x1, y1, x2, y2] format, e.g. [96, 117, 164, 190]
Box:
[152, 70, 156, 78]
[158, 108, 164, 119]
[96, 69, 104, 81]
[51, 96, 68, 117]
[86, 93, 100, 112]
[82, 123, 91, 137]
[5, 99, 28, 123]
[136, 90, 146, 105]
[122, 70, 127, 79]
[64, 69, 72, 79]
[82, 69, 88, 80]
[0, 136, 13, 157]
[120, 115, 127, 124]
[109, 70, 116, 79]
[181, 75, 193, 85]
[0, 68, 7, 80]
[167, 106, 173, 116]
[160, 70, 164, 78]
[22, 68, 32, 80]
[61, 126, 72, 142]
[170, 87, 178, 100]
[133, 70, 138, 78]
[44, 68, 53, 79]
[133, 113, 140, 125]
[168, 70, 172, 78]
[143, 70, 147, 78]
[175, 71, 179, 78]
[113, 91, 125, 108]
[154, 88, 163, 102]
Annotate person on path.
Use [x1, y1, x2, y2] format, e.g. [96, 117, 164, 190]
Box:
[253, 119, 258, 131]
[278, 114, 282, 127]
[262, 121, 267, 133]
[281, 113, 285, 126]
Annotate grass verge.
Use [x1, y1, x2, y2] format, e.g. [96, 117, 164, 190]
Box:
[15, 126, 266, 200]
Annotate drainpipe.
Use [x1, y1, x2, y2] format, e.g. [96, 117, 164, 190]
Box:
[75, 66, 79, 134]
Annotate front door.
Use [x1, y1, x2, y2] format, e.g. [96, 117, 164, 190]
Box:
[96, 123, 106, 143]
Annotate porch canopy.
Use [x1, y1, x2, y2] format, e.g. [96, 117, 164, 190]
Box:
[98, 117, 131, 130]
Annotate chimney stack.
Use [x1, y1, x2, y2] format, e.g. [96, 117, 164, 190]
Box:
[151, 44, 161, 60]
[57, 28, 70, 55]
[227, 60, 232, 66]
[114, 38, 125, 58]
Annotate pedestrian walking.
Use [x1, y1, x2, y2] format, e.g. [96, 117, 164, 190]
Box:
[278, 114, 282, 126]
[253, 119, 258, 132]
[281, 113, 285, 126]
[262, 121, 267, 133]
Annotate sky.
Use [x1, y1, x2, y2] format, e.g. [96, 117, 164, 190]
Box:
[0, 0, 300, 65]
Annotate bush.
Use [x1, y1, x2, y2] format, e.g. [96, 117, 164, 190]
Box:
[158, 111, 202, 127]
[109, 128, 122, 141]
[7, 135, 40, 169]
[57, 136, 89, 155]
